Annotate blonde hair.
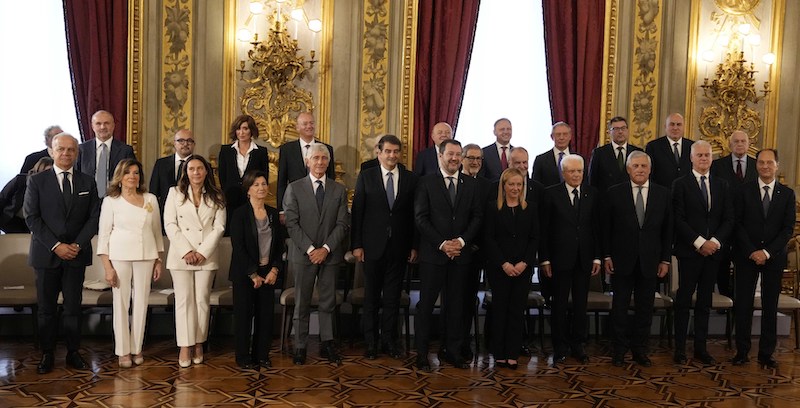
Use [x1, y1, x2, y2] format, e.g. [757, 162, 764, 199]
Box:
[496, 167, 527, 210]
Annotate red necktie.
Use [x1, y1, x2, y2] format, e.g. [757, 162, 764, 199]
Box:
[736, 159, 744, 181]
[500, 146, 508, 170]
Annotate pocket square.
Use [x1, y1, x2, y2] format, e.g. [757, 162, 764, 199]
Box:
[78, 191, 89, 196]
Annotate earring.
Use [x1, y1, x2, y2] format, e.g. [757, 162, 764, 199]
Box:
[118, 183, 122, 188]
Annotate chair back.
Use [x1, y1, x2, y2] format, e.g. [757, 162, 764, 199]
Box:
[0, 234, 34, 286]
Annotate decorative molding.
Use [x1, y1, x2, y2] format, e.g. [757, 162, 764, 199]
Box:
[628, 0, 662, 146]
[127, 0, 144, 158]
[160, 0, 193, 156]
[222, 0, 237, 146]
[599, 0, 619, 145]
[400, 0, 417, 166]
[317, 0, 334, 145]
[357, 0, 390, 164]
[765, 0, 784, 149]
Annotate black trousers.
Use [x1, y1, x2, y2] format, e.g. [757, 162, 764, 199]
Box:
[415, 261, 467, 358]
[487, 267, 531, 360]
[362, 256, 405, 346]
[674, 256, 719, 352]
[551, 265, 589, 354]
[611, 261, 656, 356]
[232, 274, 275, 363]
[461, 260, 482, 351]
[716, 247, 734, 298]
[36, 265, 85, 352]
[734, 262, 782, 358]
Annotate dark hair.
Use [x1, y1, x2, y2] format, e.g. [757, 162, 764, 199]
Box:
[608, 116, 628, 128]
[438, 139, 462, 154]
[228, 114, 259, 141]
[176, 155, 225, 209]
[107, 159, 147, 197]
[30, 157, 54, 175]
[377, 134, 402, 150]
[242, 170, 269, 195]
[756, 148, 779, 162]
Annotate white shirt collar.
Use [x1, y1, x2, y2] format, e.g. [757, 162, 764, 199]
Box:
[232, 140, 258, 153]
[440, 168, 458, 180]
[611, 141, 627, 150]
[692, 169, 710, 179]
[54, 164, 73, 175]
[310, 173, 327, 185]
[758, 178, 776, 191]
[553, 147, 570, 155]
[631, 180, 649, 189]
[381, 165, 397, 176]
[95, 138, 112, 150]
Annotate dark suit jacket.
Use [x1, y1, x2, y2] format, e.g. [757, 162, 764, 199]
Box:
[603, 182, 673, 276]
[217, 144, 270, 213]
[20, 149, 49, 174]
[671, 173, 734, 260]
[23, 168, 100, 268]
[351, 166, 418, 261]
[228, 203, 284, 281]
[711, 155, 758, 192]
[414, 173, 483, 265]
[532, 150, 568, 187]
[76, 139, 136, 181]
[413, 146, 439, 177]
[276, 140, 335, 211]
[483, 201, 539, 269]
[479, 144, 510, 182]
[734, 181, 796, 270]
[0, 174, 27, 231]
[539, 183, 601, 272]
[588, 143, 643, 193]
[149, 154, 187, 217]
[283, 177, 349, 266]
[645, 136, 693, 188]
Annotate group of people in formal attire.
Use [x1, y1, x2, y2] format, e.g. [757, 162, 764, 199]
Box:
[12, 108, 794, 375]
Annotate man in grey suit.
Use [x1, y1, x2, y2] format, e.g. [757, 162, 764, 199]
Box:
[24, 133, 100, 374]
[284, 143, 349, 365]
[76, 110, 136, 198]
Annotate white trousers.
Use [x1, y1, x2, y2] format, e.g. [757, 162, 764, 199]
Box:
[111, 260, 154, 356]
[171, 269, 215, 347]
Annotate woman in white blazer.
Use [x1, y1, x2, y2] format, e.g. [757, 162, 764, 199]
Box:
[163, 155, 226, 367]
[98, 159, 164, 368]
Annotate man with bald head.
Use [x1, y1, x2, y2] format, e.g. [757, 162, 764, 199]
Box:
[645, 113, 694, 188]
[414, 122, 452, 177]
[150, 129, 196, 223]
[76, 110, 136, 198]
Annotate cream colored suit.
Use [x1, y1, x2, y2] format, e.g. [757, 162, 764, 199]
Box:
[164, 187, 226, 347]
[97, 193, 164, 356]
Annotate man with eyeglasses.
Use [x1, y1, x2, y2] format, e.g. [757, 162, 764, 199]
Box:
[150, 129, 195, 227]
[588, 116, 643, 194]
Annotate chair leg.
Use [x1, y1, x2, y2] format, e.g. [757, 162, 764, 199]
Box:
[594, 312, 600, 342]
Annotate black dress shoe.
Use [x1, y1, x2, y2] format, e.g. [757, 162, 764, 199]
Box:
[320, 341, 342, 365]
[572, 352, 589, 364]
[364, 344, 378, 360]
[520, 345, 532, 357]
[673, 353, 688, 364]
[758, 356, 779, 369]
[460, 345, 474, 362]
[693, 352, 717, 366]
[442, 353, 468, 369]
[293, 348, 306, 365]
[37, 352, 54, 374]
[553, 354, 567, 365]
[66, 351, 89, 370]
[507, 361, 518, 370]
[633, 354, 652, 367]
[416, 356, 431, 371]
[730, 353, 750, 366]
[258, 358, 272, 369]
[381, 343, 405, 360]
[237, 360, 258, 370]
[611, 355, 625, 367]
[495, 360, 509, 368]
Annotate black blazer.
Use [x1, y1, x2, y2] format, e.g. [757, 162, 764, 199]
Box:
[218, 144, 270, 214]
[532, 150, 567, 187]
[414, 173, 483, 265]
[645, 136, 693, 188]
[351, 166, 418, 261]
[479, 144, 510, 182]
[0, 174, 27, 232]
[276, 140, 334, 211]
[588, 143, 643, 193]
[483, 201, 539, 270]
[20, 149, 49, 174]
[734, 181, 796, 270]
[539, 183, 601, 272]
[413, 146, 439, 177]
[602, 182, 673, 276]
[23, 168, 100, 268]
[76, 139, 136, 181]
[711, 154, 758, 191]
[228, 203, 284, 282]
[149, 154, 186, 218]
[671, 173, 734, 260]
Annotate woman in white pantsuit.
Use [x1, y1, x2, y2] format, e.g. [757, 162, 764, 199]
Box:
[98, 159, 164, 368]
[164, 155, 226, 367]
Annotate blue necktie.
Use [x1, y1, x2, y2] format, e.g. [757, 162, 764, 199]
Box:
[558, 152, 565, 181]
[386, 171, 395, 209]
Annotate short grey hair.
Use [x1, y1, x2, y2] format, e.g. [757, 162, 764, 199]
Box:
[305, 143, 330, 160]
[509, 146, 528, 155]
[626, 150, 651, 167]
[691, 139, 712, 154]
[462, 143, 482, 156]
[43, 125, 62, 147]
[51, 132, 78, 147]
[560, 154, 583, 171]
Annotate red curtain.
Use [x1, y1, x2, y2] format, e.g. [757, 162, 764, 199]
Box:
[63, 0, 128, 142]
[542, 0, 605, 160]
[413, 0, 481, 155]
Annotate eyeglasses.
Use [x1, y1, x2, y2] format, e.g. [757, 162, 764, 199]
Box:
[610, 126, 628, 132]
[175, 139, 195, 144]
[464, 156, 483, 161]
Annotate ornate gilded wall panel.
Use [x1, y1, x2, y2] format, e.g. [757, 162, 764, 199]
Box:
[400, 0, 417, 165]
[357, 0, 390, 164]
[599, 0, 619, 144]
[627, 0, 662, 147]
[127, 0, 144, 157]
[160, 0, 193, 156]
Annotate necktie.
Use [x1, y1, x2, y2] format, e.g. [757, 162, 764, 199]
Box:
[572, 188, 580, 210]
[673, 142, 680, 165]
[558, 152, 565, 181]
[736, 159, 744, 181]
[635, 185, 645, 227]
[500, 146, 508, 170]
[386, 171, 395, 208]
[700, 175, 709, 210]
[315, 180, 325, 211]
[447, 176, 456, 206]
[304, 144, 311, 173]
[97, 143, 109, 197]
[62, 171, 72, 208]
[177, 159, 186, 180]
[617, 147, 625, 172]
[762, 185, 770, 217]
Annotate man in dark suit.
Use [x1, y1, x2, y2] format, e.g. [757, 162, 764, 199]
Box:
[645, 113, 694, 188]
[19, 125, 62, 174]
[508, 147, 544, 203]
[603, 151, 672, 367]
[588, 116, 643, 194]
[413, 122, 452, 177]
[277, 112, 335, 223]
[710, 130, 758, 297]
[479, 118, 512, 182]
[730, 149, 795, 369]
[76, 110, 136, 198]
[24, 133, 100, 374]
[351, 135, 418, 360]
[284, 143, 348, 366]
[532, 122, 573, 187]
[149, 129, 195, 224]
[414, 139, 483, 371]
[539, 154, 601, 365]
[672, 140, 734, 365]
